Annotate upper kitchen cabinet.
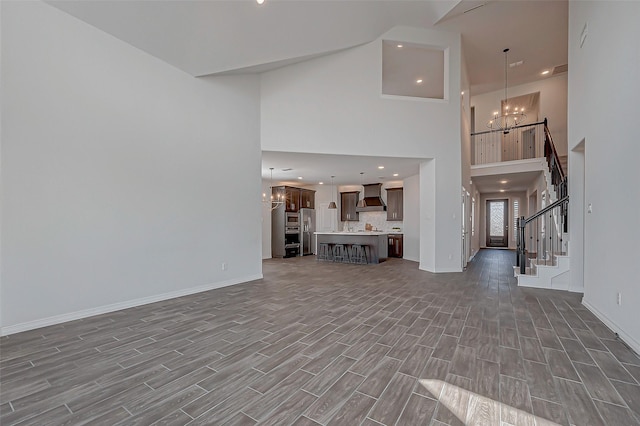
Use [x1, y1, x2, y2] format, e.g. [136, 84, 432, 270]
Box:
[285, 187, 301, 212]
[340, 191, 360, 221]
[272, 186, 315, 212]
[386, 188, 403, 221]
[300, 189, 315, 209]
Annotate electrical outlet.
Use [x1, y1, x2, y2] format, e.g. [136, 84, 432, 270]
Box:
[617, 292, 622, 306]
[221, 262, 228, 271]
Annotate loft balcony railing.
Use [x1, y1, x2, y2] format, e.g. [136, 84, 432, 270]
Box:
[471, 120, 547, 165]
[472, 117, 567, 209]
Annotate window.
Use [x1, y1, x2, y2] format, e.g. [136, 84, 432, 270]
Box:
[513, 199, 519, 241]
[471, 198, 476, 237]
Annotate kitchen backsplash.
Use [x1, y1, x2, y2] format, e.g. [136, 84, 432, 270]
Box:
[347, 211, 402, 232]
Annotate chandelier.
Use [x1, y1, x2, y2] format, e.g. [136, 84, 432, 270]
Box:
[487, 48, 526, 134]
[262, 167, 284, 211]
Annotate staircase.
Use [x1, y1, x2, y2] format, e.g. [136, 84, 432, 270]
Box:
[516, 254, 570, 290]
[514, 120, 570, 290]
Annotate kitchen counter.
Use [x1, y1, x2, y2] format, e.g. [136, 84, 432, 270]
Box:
[315, 231, 388, 236]
[314, 232, 388, 263]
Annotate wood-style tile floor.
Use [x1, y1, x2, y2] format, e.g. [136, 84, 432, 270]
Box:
[1, 249, 639, 425]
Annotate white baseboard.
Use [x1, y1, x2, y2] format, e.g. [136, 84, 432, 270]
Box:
[582, 298, 640, 356]
[0, 274, 263, 337]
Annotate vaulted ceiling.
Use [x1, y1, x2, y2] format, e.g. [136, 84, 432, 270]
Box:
[49, 0, 567, 94]
[47, 0, 568, 188]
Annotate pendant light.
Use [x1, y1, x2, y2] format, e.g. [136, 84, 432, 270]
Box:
[356, 172, 366, 208]
[487, 48, 526, 134]
[262, 167, 284, 211]
[328, 176, 337, 209]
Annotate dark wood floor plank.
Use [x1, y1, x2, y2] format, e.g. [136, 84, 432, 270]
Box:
[2, 250, 635, 426]
[530, 397, 569, 426]
[357, 356, 402, 398]
[555, 377, 605, 426]
[499, 347, 526, 380]
[433, 374, 472, 426]
[593, 400, 640, 426]
[243, 369, 314, 421]
[326, 392, 376, 426]
[256, 390, 317, 426]
[396, 393, 437, 426]
[368, 372, 417, 425]
[304, 371, 365, 424]
[544, 347, 580, 381]
[588, 349, 638, 383]
[560, 337, 594, 364]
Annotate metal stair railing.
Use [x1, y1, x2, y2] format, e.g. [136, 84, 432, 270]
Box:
[517, 195, 569, 275]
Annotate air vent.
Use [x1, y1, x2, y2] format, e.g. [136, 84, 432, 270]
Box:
[281, 168, 293, 171]
[509, 60, 524, 68]
[552, 64, 568, 75]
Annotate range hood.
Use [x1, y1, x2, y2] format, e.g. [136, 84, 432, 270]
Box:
[356, 183, 387, 212]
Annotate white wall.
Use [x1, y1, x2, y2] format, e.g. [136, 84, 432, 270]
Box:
[260, 179, 273, 259]
[1, 1, 262, 333]
[472, 74, 568, 156]
[568, 1, 640, 352]
[403, 173, 420, 262]
[261, 26, 463, 272]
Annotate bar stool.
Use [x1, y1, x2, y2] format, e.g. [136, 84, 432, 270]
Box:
[350, 244, 369, 264]
[317, 243, 333, 261]
[332, 244, 349, 263]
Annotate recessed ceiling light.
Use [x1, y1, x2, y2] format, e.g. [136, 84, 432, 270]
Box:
[397, 44, 403, 48]
[541, 70, 550, 75]
[256, 0, 265, 4]
[378, 166, 384, 169]
[461, 91, 465, 96]
[393, 173, 399, 177]
[500, 189, 506, 192]
[500, 180, 508, 184]
[416, 79, 423, 84]
[297, 176, 303, 180]
[319, 182, 324, 185]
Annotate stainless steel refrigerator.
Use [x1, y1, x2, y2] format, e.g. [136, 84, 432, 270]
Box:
[299, 208, 315, 256]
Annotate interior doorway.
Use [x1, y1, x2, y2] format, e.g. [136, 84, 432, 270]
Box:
[486, 199, 509, 247]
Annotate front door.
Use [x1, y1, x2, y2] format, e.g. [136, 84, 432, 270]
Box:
[486, 199, 509, 247]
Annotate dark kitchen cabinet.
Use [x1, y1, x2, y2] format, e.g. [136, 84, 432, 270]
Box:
[340, 191, 360, 221]
[285, 187, 300, 212]
[386, 188, 403, 221]
[388, 234, 403, 258]
[272, 186, 315, 212]
[300, 189, 315, 209]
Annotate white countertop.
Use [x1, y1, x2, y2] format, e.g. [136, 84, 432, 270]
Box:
[314, 231, 389, 236]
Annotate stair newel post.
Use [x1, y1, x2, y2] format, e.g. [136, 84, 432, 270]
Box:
[519, 216, 526, 274]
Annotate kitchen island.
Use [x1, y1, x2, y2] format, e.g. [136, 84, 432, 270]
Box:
[314, 232, 388, 264]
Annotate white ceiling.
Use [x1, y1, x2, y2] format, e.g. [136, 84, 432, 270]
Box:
[48, 0, 567, 94]
[262, 152, 425, 186]
[472, 171, 542, 193]
[48, 0, 568, 191]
